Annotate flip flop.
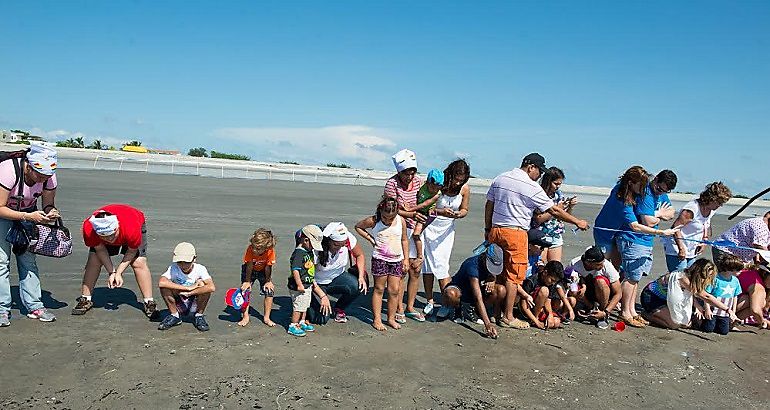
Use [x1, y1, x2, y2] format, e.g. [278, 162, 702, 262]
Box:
[634, 315, 650, 326]
[622, 316, 645, 328]
[405, 311, 426, 322]
[394, 313, 407, 324]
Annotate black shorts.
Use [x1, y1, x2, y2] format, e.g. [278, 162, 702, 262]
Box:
[241, 264, 273, 296]
[89, 223, 147, 259]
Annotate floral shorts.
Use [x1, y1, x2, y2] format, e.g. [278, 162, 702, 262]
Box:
[371, 258, 405, 277]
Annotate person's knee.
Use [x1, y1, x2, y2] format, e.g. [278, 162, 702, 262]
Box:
[493, 284, 507, 300]
[537, 286, 549, 298]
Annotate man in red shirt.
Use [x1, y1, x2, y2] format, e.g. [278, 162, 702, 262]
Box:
[72, 204, 157, 318]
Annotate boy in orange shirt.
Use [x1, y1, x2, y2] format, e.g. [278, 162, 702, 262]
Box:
[238, 228, 277, 327]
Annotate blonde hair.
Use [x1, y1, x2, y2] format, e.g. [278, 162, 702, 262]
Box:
[684, 258, 717, 295]
[250, 228, 276, 250]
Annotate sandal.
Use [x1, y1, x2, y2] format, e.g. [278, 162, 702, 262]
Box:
[394, 313, 407, 324]
[622, 316, 645, 328]
[497, 317, 529, 329]
[634, 315, 650, 326]
[405, 311, 426, 322]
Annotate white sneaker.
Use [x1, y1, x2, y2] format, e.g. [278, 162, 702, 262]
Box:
[423, 302, 434, 315]
[0, 311, 10, 327]
[27, 308, 56, 322]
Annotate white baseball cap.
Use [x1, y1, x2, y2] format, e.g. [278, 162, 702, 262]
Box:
[172, 242, 197, 262]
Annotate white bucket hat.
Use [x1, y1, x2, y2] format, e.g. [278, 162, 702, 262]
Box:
[392, 149, 417, 173]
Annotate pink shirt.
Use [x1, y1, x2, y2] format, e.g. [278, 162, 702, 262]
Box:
[384, 174, 423, 229]
[738, 269, 765, 296]
[486, 168, 554, 229]
[0, 159, 58, 210]
[715, 217, 770, 262]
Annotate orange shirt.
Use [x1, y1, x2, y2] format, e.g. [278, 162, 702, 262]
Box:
[243, 246, 276, 272]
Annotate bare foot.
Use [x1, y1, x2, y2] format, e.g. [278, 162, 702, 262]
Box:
[387, 319, 402, 330]
[237, 317, 250, 327]
[372, 320, 386, 331]
[263, 318, 276, 327]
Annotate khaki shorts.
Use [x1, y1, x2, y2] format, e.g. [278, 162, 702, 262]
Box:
[489, 227, 528, 285]
[290, 288, 312, 312]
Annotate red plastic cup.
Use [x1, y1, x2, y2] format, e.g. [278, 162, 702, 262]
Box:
[613, 321, 626, 332]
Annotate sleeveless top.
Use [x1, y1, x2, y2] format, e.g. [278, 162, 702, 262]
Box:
[662, 199, 712, 258]
[371, 215, 404, 263]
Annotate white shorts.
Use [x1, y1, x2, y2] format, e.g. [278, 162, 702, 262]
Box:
[290, 288, 312, 312]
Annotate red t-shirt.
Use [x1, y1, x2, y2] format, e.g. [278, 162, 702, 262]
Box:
[82, 204, 146, 248]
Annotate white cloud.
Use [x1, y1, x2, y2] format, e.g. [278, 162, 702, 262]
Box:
[213, 125, 399, 168]
[26, 127, 128, 148]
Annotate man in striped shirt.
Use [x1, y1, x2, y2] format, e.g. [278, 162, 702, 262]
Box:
[485, 153, 589, 329]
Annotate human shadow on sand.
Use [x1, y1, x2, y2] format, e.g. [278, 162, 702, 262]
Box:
[91, 287, 144, 313]
[10, 287, 68, 314]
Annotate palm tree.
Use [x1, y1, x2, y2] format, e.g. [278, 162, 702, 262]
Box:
[125, 140, 142, 147]
[74, 136, 85, 148]
[87, 139, 104, 150]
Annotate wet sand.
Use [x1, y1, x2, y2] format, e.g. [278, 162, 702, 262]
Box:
[1, 169, 768, 409]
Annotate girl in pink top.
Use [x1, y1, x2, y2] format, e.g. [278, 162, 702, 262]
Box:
[736, 260, 770, 328]
[356, 197, 409, 331]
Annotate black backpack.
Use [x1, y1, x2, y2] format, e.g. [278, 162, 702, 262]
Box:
[0, 148, 31, 202]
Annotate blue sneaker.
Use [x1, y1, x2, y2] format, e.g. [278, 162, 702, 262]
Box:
[300, 322, 315, 332]
[158, 314, 182, 330]
[287, 324, 306, 337]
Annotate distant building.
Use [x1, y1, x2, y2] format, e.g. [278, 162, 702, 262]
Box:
[1, 130, 20, 142]
[149, 149, 180, 155]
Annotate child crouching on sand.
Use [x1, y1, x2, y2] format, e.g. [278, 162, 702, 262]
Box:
[239, 228, 277, 327]
[355, 196, 409, 331]
[158, 242, 216, 332]
[520, 261, 572, 329]
[700, 253, 742, 334]
[287, 225, 329, 337]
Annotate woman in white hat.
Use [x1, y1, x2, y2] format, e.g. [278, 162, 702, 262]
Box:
[0, 144, 60, 326]
[307, 222, 368, 324]
[383, 149, 427, 323]
[72, 203, 157, 319]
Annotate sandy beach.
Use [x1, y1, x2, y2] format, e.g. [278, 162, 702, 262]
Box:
[1, 169, 768, 409]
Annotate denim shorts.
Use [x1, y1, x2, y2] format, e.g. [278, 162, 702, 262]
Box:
[616, 238, 653, 282]
[640, 288, 667, 313]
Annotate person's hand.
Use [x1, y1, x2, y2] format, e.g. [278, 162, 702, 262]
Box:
[358, 275, 368, 295]
[25, 211, 53, 224]
[729, 311, 739, 322]
[319, 295, 332, 316]
[533, 319, 546, 330]
[568, 311, 575, 321]
[107, 272, 123, 289]
[484, 282, 495, 294]
[485, 322, 498, 339]
[413, 212, 427, 223]
[402, 259, 410, 273]
[194, 279, 205, 288]
[656, 203, 676, 221]
[704, 309, 713, 320]
[575, 219, 589, 231]
[568, 197, 578, 208]
[240, 282, 252, 291]
[180, 291, 191, 298]
[678, 249, 687, 261]
[45, 208, 61, 219]
[297, 284, 305, 293]
[660, 227, 680, 236]
[263, 281, 274, 294]
[524, 294, 535, 308]
[693, 309, 704, 320]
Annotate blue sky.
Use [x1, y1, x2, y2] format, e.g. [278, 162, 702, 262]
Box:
[1, 1, 768, 195]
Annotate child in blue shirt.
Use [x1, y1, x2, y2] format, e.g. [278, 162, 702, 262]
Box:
[700, 253, 743, 335]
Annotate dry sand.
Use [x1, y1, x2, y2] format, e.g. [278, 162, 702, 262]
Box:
[1, 169, 768, 409]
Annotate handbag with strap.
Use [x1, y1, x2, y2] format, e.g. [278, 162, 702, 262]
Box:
[28, 218, 73, 258]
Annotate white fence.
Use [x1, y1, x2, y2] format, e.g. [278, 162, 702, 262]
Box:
[4, 144, 767, 217]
